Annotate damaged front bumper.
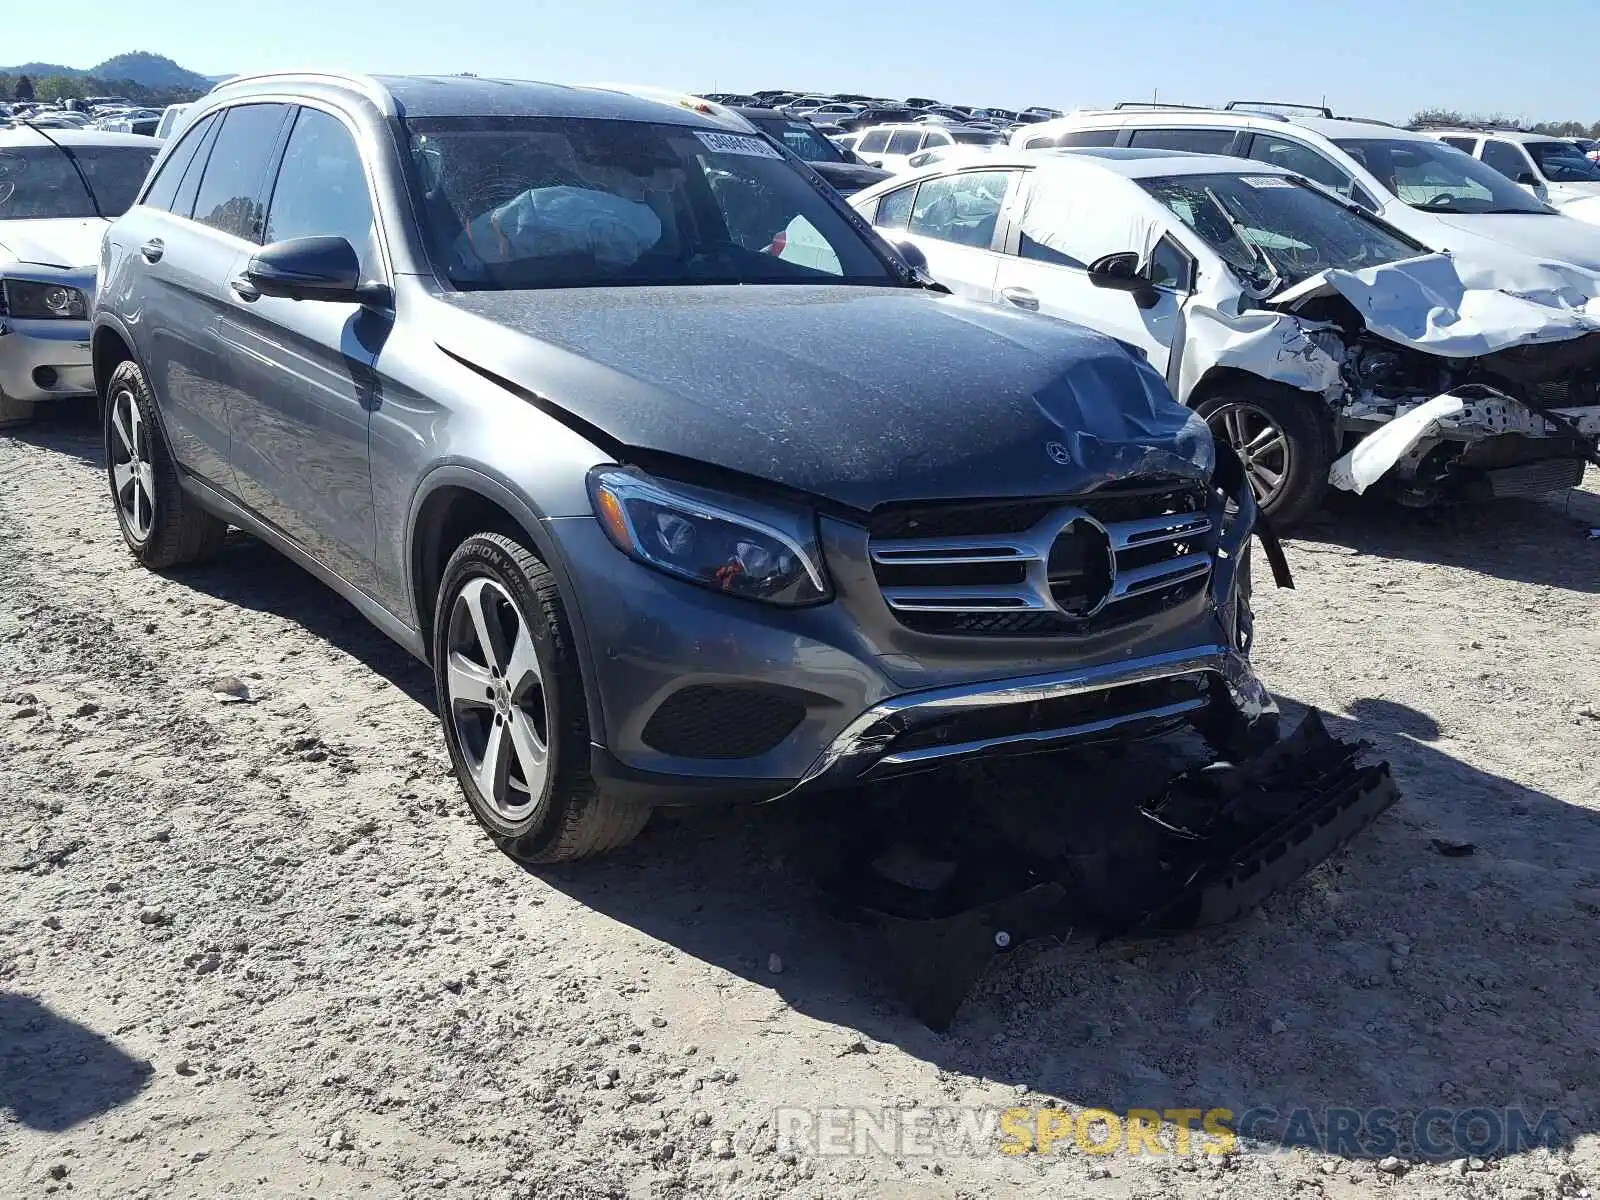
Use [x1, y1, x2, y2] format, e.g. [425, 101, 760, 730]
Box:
[1336, 383, 1600, 499]
[817, 710, 1396, 1028]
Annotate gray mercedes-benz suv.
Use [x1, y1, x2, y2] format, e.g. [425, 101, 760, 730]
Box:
[94, 73, 1273, 862]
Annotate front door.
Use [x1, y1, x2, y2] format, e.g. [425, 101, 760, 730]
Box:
[876, 168, 1020, 301]
[222, 105, 388, 592]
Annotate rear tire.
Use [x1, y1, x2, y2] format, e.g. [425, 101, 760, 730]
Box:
[433, 532, 649, 862]
[104, 360, 228, 569]
[1195, 381, 1333, 529]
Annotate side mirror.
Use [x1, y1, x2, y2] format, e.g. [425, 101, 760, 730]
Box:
[895, 240, 929, 273]
[1088, 251, 1160, 308]
[244, 235, 377, 304]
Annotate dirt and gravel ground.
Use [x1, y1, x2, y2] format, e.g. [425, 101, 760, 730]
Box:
[2, 403, 1598, 1200]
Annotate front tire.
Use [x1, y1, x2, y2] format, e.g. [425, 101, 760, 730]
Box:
[1195, 381, 1333, 529]
[104, 360, 228, 568]
[432, 533, 648, 862]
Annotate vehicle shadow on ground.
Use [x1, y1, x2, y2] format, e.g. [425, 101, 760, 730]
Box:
[0, 992, 153, 1131]
[541, 694, 1600, 1164]
[1291, 485, 1600, 593]
[5, 399, 102, 466]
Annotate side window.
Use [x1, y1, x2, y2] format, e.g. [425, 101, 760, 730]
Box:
[1148, 235, 1193, 291]
[1024, 136, 1054, 150]
[1128, 127, 1237, 154]
[886, 130, 922, 156]
[1247, 134, 1356, 196]
[140, 113, 215, 212]
[1482, 139, 1532, 182]
[263, 107, 379, 276]
[859, 130, 891, 154]
[169, 115, 223, 219]
[875, 185, 916, 230]
[1440, 136, 1477, 153]
[192, 103, 291, 241]
[906, 170, 1013, 248]
[1057, 129, 1119, 147]
[925, 130, 953, 148]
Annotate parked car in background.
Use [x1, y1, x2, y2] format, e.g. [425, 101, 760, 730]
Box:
[730, 107, 890, 195]
[98, 108, 163, 136]
[1419, 127, 1600, 225]
[803, 102, 866, 124]
[1014, 103, 1600, 273]
[835, 105, 918, 132]
[850, 147, 1600, 524]
[94, 72, 1275, 865]
[856, 124, 1007, 172]
[155, 104, 190, 139]
[0, 128, 160, 426]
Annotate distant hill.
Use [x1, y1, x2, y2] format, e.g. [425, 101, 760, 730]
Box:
[1, 52, 214, 92]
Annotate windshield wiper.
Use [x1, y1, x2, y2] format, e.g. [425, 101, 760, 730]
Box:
[24, 122, 103, 219]
[1204, 186, 1281, 292]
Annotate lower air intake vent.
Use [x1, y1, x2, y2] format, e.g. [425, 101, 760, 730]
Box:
[641, 685, 807, 760]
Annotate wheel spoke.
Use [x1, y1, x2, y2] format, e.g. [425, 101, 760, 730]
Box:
[110, 401, 135, 457]
[446, 651, 495, 708]
[475, 718, 512, 799]
[1250, 463, 1284, 494]
[1245, 423, 1280, 454]
[504, 623, 541, 702]
[505, 709, 548, 795]
[128, 400, 144, 460]
[112, 460, 135, 497]
[1223, 407, 1246, 450]
[461, 578, 508, 674]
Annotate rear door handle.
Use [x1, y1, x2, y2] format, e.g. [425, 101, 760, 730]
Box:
[139, 238, 164, 263]
[228, 275, 260, 302]
[1000, 286, 1039, 311]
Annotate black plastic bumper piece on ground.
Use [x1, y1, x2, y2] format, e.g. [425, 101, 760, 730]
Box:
[821, 710, 1396, 1030]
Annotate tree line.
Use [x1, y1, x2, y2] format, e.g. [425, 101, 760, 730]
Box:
[1410, 108, 1600, 139]
[3, 73, 204, 108]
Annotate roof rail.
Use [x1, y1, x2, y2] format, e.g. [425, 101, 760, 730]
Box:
[1330, 115, 1399, 127]
[206, 71, 394, 114]
[1409, 117, 1529, 133]
[1113, 100, 1218, 111]
[1226, 100, 1334, 119]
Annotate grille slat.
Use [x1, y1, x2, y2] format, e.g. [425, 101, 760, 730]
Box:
[869, 487, 1214, 637]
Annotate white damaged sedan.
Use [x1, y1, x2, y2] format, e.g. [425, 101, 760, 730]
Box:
[850, 147, 1600, 524]
[0, 128, 159, 426]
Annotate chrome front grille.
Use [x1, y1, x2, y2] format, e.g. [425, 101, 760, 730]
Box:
[869, 486, 1214, 636]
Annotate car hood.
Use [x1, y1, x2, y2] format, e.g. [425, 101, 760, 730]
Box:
[1267, 250, 1600, 358]
[1418, 210, 1600, 273]
[0, 217, 107, 270]
[808, 161, 891, 194]
[434, 285, 1213, 511]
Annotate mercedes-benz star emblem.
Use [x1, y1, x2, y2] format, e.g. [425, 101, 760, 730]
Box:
[1045, 441, 1071, 466]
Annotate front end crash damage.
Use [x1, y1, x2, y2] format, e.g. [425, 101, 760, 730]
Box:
[804, 454, 1394, 1030]
[1185, 253, 1600, 502]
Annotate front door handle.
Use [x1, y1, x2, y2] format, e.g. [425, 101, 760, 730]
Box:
[139, 238, 164, 263]
[228, 275, 260, 302]
[1000, 286, 1039, 311]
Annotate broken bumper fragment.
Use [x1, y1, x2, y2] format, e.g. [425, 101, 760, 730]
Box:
[817, 710, 1396, 1029]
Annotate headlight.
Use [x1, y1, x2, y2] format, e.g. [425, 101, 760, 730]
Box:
[587, 466, 831, 606]
[3, 280, 88, 319]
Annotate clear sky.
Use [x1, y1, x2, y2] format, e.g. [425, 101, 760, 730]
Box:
[7, 0, 1596, 123]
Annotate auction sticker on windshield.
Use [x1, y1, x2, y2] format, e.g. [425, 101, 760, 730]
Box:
[1240, 176, 1297, 189]
[696, 131, 783, 159]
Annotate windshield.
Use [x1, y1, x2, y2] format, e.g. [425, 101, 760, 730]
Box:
[407, 117, 897, 291]
[0, 144, 157, 219]
[1332, 137, 1548, 213]
[746, 116, 844, 163]
[1142, 172, 1424, 289]
[1526, 140, 1600, 183]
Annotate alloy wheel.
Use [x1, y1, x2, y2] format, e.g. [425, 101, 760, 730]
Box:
[109, 387, 156, 541]
[444, 577, 550, 821]
[1207, 401, 1292, 509]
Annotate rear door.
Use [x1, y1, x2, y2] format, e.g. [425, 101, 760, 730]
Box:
[222, 104, 388, 591]
[121, 104, 292, 493]
[890, 168, 1020, 299]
